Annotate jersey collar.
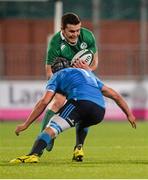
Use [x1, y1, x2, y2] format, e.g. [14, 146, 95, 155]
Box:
[60, 31, 65, 40]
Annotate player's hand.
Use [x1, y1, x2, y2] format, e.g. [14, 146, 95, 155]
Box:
[15, 123, 28, 136]
[73, 59, 91, 70]
[128, 114, 136, 129]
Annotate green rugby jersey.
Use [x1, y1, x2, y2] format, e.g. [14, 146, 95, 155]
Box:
[45, 28, 97, 65]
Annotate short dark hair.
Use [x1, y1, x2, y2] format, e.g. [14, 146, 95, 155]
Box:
[51, 57, 71, 73]
[61, 13, 81, 29]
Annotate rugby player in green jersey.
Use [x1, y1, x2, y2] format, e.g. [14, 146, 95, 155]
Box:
[41, 12, 99, 161]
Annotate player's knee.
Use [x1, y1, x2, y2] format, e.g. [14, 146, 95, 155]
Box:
[44, 127, 56, 138]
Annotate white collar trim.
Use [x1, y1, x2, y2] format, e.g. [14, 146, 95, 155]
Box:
[60, 31, 65, 40]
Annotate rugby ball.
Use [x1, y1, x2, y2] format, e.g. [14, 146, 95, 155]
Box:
[71, 49, 93, 65]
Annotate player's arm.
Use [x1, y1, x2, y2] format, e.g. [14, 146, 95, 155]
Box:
[89, 51, 98, 71]
[45, 36, 60, 79]
[87, 30, 99, 71]
[102, 85, 136, 129]
[15, 91, 55, 136]
[45, 64, 53, 80]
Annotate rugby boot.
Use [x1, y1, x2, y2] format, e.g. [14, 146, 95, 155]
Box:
[10, 154, 39, 164]
[72, 144, 84, 162]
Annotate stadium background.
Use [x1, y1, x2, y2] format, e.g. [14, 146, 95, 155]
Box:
[1, 2, 148, 178]
[0, 0, 148, 120]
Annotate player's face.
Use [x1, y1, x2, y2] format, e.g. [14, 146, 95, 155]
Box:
[62, 23, 81, 44]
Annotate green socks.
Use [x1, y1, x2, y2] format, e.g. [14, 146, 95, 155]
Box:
[41, 109, 55, 132]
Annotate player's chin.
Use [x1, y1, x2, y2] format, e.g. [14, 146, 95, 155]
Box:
[69, 38, 77, 44]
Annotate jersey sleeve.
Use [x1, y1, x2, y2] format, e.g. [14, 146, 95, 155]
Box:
[82, 28, 97, 54]
[45, 36, 61, 65]
[88, 32, 97, 54]
[95, 77, 104, 90]
[45, 73, 59, 92]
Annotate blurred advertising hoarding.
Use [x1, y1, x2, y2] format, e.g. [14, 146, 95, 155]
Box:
[0, 80, 148, 121]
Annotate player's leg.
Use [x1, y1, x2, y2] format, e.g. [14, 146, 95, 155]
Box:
[10, 100, 77, 163]
[28, 100, 76, 158]
[40, 109, 55, 132]
[41, 94, 89, 156]
[72, 125, 88, 161]
[9, 128, 56, 164]
[41, 93, 66, 131]
[72, 100, 105, 162]
[75, 124, 89, 147]
[40, 93, 66, 152]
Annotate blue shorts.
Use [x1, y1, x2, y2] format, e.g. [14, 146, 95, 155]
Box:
[47, 99, 105, 136]
[57, 99, 105, 128]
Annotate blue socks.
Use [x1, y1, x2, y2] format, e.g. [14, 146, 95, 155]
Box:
[29, 132, 52, 155]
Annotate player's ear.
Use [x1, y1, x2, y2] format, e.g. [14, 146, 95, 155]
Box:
[61, 25, 66, 31]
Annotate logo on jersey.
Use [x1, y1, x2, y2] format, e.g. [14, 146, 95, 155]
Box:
[80, 42, 87, 49]
[66, 117, 75, 127]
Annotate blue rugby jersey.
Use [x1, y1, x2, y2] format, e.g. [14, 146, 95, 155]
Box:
[46, 68, 105, 108]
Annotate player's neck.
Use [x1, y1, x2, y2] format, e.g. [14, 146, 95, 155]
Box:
[66, 39, 78, 46]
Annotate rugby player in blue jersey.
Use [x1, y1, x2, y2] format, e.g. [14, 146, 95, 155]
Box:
[10, 58, 136, 163]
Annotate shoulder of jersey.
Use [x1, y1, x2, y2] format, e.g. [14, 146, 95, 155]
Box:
[81, 27, 92, 34]
[49, 32, 62, 48]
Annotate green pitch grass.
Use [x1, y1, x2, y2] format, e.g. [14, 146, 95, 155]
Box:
[0, 120, 148, 179]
